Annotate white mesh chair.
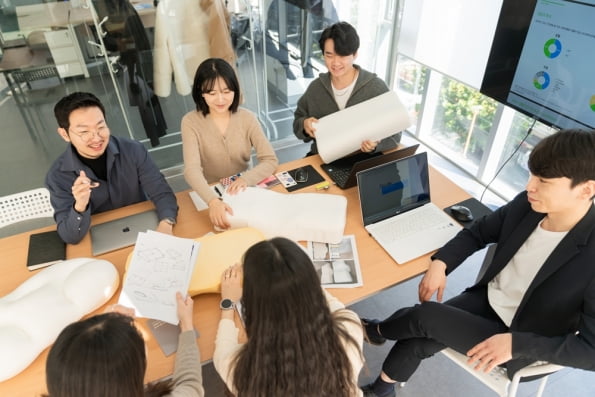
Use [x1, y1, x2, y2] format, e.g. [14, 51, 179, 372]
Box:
[0, 188, 55, 237]
[440, 347, 564, 397]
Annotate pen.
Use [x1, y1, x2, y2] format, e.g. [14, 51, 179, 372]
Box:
[214, 186, 222, 197]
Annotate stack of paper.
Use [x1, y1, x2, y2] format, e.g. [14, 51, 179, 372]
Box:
[118, 231, 199, 325]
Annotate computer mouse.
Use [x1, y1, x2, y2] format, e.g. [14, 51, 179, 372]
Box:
[450, 205, 474, 222]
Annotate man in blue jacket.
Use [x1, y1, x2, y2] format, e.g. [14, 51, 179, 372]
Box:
[361, 129, 595, 397]
[46, 92, 178, 244]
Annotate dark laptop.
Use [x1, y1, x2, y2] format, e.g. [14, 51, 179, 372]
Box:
[320, 144, 419, 189]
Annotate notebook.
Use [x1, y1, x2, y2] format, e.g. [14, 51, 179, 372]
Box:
[356, 152, 462, 264]
[26, 230, 66, 271]
[90, 210, 159, 255]
[321, 144, 419, 189]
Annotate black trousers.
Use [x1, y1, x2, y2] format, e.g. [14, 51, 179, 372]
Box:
[378, 286, 509, 381]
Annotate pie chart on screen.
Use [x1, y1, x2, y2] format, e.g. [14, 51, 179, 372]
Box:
[544, 38, 562, 59]
[590, 96, 595, 112]
[533, 71, 550, 90]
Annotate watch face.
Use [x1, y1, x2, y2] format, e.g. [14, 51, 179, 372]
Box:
[220, 298, 234, 310]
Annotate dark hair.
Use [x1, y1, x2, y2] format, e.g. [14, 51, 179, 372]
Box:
[528, 129, 595, 187]
[54, 92, 106, 130]
[232, 238, 360, 397]
[318, 21, 360, 56]
[191, 58, 241, 116]
[45, 313, 173, 397]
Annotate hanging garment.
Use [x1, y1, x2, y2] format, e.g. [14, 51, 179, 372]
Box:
[153, 0, 235, 97]
[153, 0, 210, 97]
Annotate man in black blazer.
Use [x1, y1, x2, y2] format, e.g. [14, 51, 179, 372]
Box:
[361, 129, 595, 397]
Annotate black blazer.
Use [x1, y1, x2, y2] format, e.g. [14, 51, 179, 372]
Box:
[433, 191, 595, 376]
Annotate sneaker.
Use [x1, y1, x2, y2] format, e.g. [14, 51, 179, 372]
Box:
[361, 383, 396, 397]
[361, 318, 386, 345]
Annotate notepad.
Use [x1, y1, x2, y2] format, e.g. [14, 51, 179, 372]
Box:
[26, 231, 66, 271]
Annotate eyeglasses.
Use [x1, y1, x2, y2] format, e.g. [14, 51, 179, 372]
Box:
[69, 126, 108, 142]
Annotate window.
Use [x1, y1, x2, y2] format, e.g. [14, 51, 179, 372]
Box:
[394, 57, 558, 202]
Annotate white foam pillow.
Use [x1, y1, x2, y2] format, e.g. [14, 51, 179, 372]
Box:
[0, 258, 119, 381]
[223, 187, 347, 243]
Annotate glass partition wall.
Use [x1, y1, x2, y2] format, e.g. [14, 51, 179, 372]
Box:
[0, 0, 399, 197]
[1, 0, 555, 207]
[0, 0, 195, 195]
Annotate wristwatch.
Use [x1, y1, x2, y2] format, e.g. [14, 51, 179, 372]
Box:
[220, 298, 235, 311]
[162, 217, 176, 225]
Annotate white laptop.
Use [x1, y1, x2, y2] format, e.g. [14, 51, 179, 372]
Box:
[356, 152, 462, 264]
[90, 210, 159, 255]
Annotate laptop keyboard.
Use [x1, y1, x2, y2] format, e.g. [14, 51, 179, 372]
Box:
[328, 168, 351, 187]
[372, 205, 448, 241]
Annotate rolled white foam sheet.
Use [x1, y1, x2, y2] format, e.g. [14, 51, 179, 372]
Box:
[316, 91, 412, 163]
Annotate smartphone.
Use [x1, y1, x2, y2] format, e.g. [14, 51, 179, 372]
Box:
[275, 171, 297, 187]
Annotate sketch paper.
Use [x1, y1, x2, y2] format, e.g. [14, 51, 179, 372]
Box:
[306, 235, 363, 288]
[119, 231, 199, 324]
[315, 91, 412, 163]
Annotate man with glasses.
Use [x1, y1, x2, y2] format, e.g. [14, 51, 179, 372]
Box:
[46, 92, 178, 244]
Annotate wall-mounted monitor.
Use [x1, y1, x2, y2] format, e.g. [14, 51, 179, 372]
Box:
[481, 0, 595, 130]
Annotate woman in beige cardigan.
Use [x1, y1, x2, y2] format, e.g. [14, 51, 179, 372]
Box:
[181, 58, 278, 229]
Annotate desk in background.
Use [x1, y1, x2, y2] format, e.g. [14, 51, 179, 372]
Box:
[0, 45, 58, 141]
[0, 154, 471, 395]
[16, 0, 156, 79]
[16, 0, 156, 30]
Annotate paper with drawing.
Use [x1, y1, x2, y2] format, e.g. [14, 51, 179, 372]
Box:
[118, 231, 199, 324]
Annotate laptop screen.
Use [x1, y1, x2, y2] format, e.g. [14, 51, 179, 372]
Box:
[357, 152, 431, 226]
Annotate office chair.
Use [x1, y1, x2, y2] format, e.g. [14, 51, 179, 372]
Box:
[0, 187, 55, 237]
[440, 347, 564, 397]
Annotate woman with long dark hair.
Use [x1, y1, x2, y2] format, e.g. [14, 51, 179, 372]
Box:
[213, 237, 364, 396]
[44, 292, 203, 397]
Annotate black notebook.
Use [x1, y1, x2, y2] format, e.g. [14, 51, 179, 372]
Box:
[26, 230, 66, 271]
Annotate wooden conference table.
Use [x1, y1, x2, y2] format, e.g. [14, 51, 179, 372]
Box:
[0, 153, 470, 396]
